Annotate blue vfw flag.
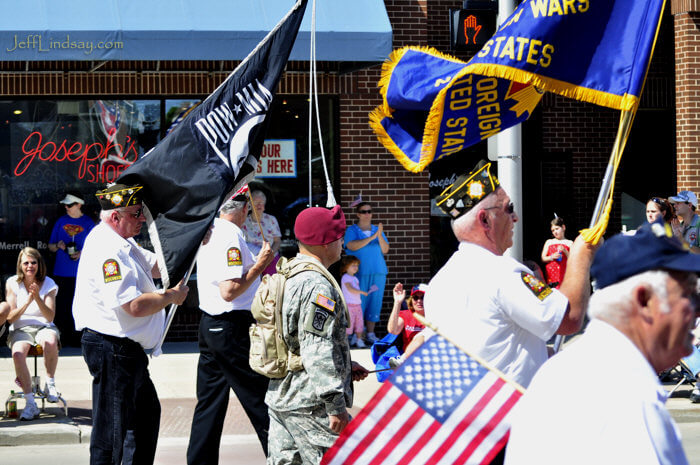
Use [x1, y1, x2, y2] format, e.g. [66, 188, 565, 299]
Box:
[118, 0, 308, 288]
[371, 0, 666, 172]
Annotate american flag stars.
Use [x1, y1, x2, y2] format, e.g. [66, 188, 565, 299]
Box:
[393, 338, 488, 423]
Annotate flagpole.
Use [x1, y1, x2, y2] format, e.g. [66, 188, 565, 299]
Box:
[552, 108, 636, 353]
[151, 249, 200, 357]
[247, 189, 267, 242]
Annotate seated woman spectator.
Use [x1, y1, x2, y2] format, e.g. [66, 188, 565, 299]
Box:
[387, 283, 427, 350]
[242, 189, 282, 276]
[5, 247, 60, 421]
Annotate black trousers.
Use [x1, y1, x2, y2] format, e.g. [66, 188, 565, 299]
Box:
[54, 275, 81, 347]
[186, 310, 270, 465]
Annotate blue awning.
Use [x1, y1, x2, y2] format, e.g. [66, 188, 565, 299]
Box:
[0, 0, 393, 62]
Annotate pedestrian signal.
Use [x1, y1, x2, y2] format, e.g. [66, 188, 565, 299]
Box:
[450, 1, 498, 52]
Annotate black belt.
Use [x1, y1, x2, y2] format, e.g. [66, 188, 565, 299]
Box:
[84, 328, 141, 348]
[202, 309, 252, 321]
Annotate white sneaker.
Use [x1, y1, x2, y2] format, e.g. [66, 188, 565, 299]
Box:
[366, 333, 379, 343]
[354, 338, 366, 348]
[19, 402, 39, 421]
[45, 383, 59, 403]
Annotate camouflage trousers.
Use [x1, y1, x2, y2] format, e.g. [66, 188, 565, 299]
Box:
[267, 405, 339, 465]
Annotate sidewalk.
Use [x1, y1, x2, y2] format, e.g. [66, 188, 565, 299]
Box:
[1, 342, 700, 449]
[0, 343, 383, 447]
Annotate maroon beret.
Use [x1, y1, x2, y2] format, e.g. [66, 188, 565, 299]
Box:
[295, 205, 346, 246]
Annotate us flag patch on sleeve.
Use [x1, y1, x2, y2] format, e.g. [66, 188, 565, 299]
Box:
[315, 294, 336, 312]
[227, 247, 242, 266]
[103, 259, 122, 283]
[521, 271, 552, 301]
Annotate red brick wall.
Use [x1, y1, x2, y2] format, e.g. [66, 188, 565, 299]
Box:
[674, 11, 700, 191]
[338, 1, 431, 331]
[539, 96, 619, 230]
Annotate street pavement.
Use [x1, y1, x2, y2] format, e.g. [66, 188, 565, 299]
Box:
[1, 342, 700, 464]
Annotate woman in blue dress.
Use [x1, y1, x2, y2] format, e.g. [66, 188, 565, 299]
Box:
[344, 202, 389, 343]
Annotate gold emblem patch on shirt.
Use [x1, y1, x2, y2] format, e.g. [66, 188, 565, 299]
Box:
[521, 271, 552, 301]
[315, 294, 336, 312]
[103, 259, 122, 283]
[227, 247, 242, 266]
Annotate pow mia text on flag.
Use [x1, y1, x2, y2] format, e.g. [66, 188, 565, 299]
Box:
[118, 0, 309, 291]
[194, 80, 274, 170]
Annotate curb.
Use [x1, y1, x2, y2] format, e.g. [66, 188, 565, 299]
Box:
[0, 422, 90, 446]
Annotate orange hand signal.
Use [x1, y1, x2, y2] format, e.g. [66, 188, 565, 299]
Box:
[463, 15, 482, 44]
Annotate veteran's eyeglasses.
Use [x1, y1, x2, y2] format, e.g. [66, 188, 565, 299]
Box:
[484, 202, 515, 215]
[120, 207, 144, 219]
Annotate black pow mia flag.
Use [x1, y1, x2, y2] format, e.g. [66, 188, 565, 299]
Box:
[119, 0, 308, 288]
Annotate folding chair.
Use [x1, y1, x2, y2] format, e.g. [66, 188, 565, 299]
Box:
[4, 343, 68, 417]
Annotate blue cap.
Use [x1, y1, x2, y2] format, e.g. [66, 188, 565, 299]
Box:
[591, 220, 700, 289]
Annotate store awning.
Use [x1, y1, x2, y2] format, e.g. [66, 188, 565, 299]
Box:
[0, 0, 393, 62]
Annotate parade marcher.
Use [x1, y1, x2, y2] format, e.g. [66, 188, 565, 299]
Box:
[73, 184, 189, 465]
[505, 220, 699, 465]
[187, 194, 274, 464]
[266, 205, 369, 465]
[669, 190, 700, 253]
[424, 160, 597, 388]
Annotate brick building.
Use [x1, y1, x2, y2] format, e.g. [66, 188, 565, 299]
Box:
[0, 1, 692, 340]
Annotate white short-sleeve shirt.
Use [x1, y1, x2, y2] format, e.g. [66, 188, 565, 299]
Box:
[505, 319, 689, 465]
[425, 242, 568, 388]
[8, 276, 58, 329]
[73, 221, 164, 349]
[196, 217, 259, 315]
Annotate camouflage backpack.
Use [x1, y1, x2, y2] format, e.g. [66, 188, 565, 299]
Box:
[249, 256, 346, 378]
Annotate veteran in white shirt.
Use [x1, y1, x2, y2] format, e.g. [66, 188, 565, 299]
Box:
[73, 183, 189, 465]
[506, 220, 699, 465]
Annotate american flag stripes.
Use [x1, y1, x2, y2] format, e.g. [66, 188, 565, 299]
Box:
[322, 335, 523, 465]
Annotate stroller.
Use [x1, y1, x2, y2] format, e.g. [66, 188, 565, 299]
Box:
[663, 345, 700, 398]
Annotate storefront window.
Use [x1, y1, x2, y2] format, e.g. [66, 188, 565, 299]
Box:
[0, 99, 159, 276]
[246, 95, 338, 257]
[0, 96, 337, 277]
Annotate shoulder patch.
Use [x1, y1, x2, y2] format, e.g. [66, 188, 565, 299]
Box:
[103, 259, 122, 283]
[227, 247, 242, 266]
[312, 308, 330, 331]
[520, 271, 552, 301]
[314, 294, 336, 312]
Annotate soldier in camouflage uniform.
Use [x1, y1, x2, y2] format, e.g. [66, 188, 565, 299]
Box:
[266, 205, 369, 465]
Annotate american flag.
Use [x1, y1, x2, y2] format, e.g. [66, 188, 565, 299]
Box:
[95, 100, 121, 137]
[322, 335, 523, 465]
